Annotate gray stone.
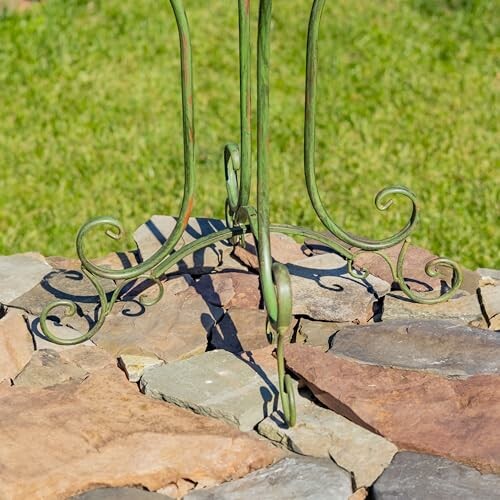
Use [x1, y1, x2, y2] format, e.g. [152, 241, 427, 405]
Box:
[13, 349, 87, 387]
[479, 286, 500, 331]
[382, 290, 484, 325]
[0, 253, 52, 305]
[257, 390, 397, 487]
[295, 318, 349, 350]
[477, 268, 500, 285]
[372, 451, 500, 500]
[330, 319, 500, 377]
[71, 487, 169, 500]
[460, 267, 481, 294]
[288, 254, 390, 323]
[185, 456, 353, 499]
[140, 349, 279, 431]
[133, 216, 241, 274]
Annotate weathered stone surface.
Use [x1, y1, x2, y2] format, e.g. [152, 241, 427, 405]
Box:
[118, 353, 163, 382]
[71, 488, 169, 500]
[93, 287, 223, 362]
[141, 349, 279, 431]
[331, 319, 500, 377]
[459, 267, 481, 294]
[60, 344, 116, 372]
[295, 318, 348, 350]
[257, 390, 397, 487]
[479, 286, 500, 331]
[0, 308, 34, 383]
[233, 233, 305, 271]
[13, 349, 88, 387]
[303, 232, 351, 257]
[134, 216, 238, 274]
[47, 251, 139, 272]
[288, 254, 390, 322]
[372, 452, 500, 500]
[285, 344, 500, 473]
[478, 267, 500, 285]
[349, 488, 368, 500]
[0, 379, 12, 397]
[194, 271, 261, 310]
[382, 290, 484, 325]
[0, 366, 283, 499]
[0, 253, 52, 304]
[210, 308, 282, 354]
[185, 456, 353, 499]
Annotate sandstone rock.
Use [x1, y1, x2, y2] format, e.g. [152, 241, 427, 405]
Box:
[194, 271, 261, 310]
[330, 319, 500, 377]
[382, 290, 484, 325]
[0, 253, 52, 304]
[295, 318, 349, 350]
[118, 353, 163, 382]
[0, 308, 34, 383]
[288, 254, 390, 323]
[459, 267, 481, 294]
[134, 216, 239, 274]
[349, 488, 368, 500]
[210, 308, 284, 354]
[303, 232, 351, 257]
[477, 268, 500, 286]
[232, 232, 305, 271]
[0, 379, 12, 397]
[47, 251, 139, 272]
[93, 287, 223, 362]
[0, 366, 283, 499]
[13, 349, 88, 388]
[141, 349, 279, 431]
[185, 456, 353, 499]
[372, 451, 500, 500]
[479, 286, 500, 331]
[257, 390, 397, 487]
[59, 345, 116, 372]
[285, 344, 500, 473]
[71, 488, 169, 499]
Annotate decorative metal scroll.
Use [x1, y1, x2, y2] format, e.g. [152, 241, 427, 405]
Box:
[40, 0, 463, 428]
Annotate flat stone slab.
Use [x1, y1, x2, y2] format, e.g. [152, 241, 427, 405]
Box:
[0, 308, 34, 383]
[71, 488, 169, 500]
[287, 254, 390, 323]
[330, 319, 500, 377]
[285, 344, 500, 474]
[0, 253, 53, 305]
[295, 318, 349, 350]
[372, 451, 500, 500]
[479, 286, 500, 330]
[185, 456, 353, 499]
[382, 290, 484, 325]
[0, 366, 283, 498]
[258, 390, 397, 487]
[141, 349, 279, 431]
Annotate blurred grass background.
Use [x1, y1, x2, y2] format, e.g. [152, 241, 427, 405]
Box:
[0, 0, 498, 269]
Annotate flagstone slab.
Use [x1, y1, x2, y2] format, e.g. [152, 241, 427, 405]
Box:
[477, 268, 500, 285]
[140, 349, 279, 431]
[287, 254, 390, 323]
[185, 456, 353, 499]
[0, 253, 53, 304]
[93, 287, 223, 362]
[47, 251, 139, 272]
[295, 318, 349, 350]
[0, 308, 34, 383]
[330, 319, 500, 377]
[285, 344, 500, 473]
[372, 452, 500, 500]
[71, 488, 169, 500]
[0, 366, 283, 499]
[257, 390, 397, 487]
[479, 286, 500, 331]
[118, 353, 163, 382]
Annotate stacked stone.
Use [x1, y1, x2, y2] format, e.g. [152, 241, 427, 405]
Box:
[0, 216, 498, 499]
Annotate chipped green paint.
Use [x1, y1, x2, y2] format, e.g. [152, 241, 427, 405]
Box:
[40, 0, 463, 428]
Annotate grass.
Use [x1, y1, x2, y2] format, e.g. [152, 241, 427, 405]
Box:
[0, 0, 498, 269]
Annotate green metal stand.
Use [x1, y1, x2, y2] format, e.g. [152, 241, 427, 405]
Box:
[40, 0, 463, 428]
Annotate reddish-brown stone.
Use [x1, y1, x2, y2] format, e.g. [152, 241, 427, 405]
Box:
[285, 344, 500, 474]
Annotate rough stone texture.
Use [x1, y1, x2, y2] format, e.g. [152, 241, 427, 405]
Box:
[71, 488, 169, 500]
[0, 366, 283, 499]
[0, 379, 12, 397]
[349, 488, 368, 500]
[372, 452, 500, 500]
[479, 286, 500, 331]
[0, 253, 52, 304]
[47, 251, 139, 272]
[0, 308, 34, 383]
[295, 318, 348, 350]
[141, 349, 279, 431]
[185, 456, 353, 499]
[285, 344, 500, 473]
[210, 308, 282, 354]
[288, 254, 390, 322]
[330, 319, 500, 377]
[303, 232, 351, 257]
[194, 271, 261, 310]
[118, 353, 163, 382]
[59, 345, 116, 373]
[478, 268, 500, 285]
[257, 390, 397, 487]
[232, 233, 305, 271]
[460, 267, 481, 294]
[13, 349, 87, 387]
[93, 287, 223, 362]
[134, 216, 242, 274]
[382, 290, 484, 325]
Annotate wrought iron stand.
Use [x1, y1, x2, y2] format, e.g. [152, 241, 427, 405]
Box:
[40, 0, 463, 428]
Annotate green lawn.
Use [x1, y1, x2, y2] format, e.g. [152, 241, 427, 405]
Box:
[0, 0, 498, 269]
